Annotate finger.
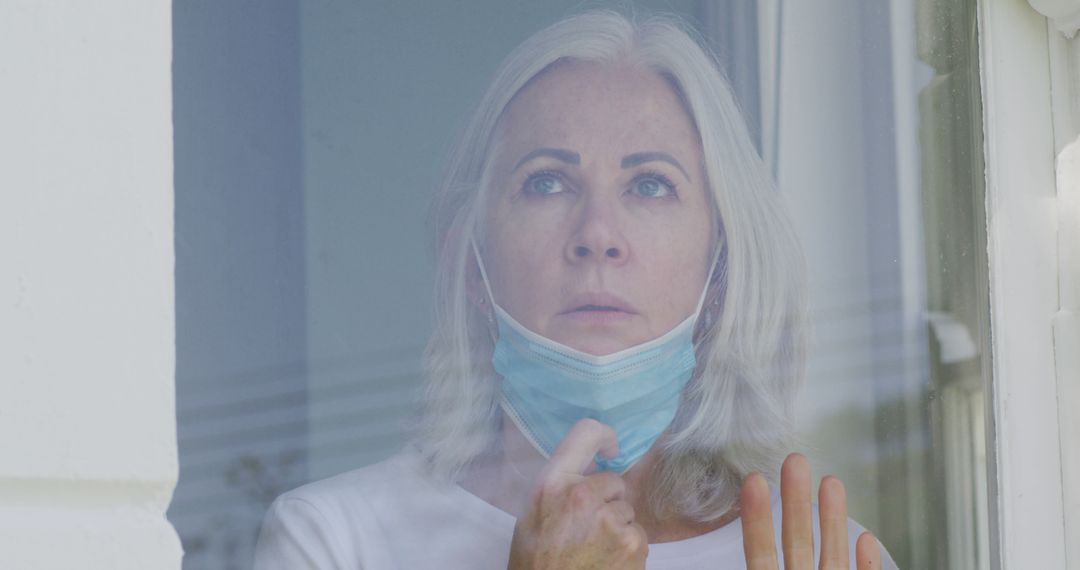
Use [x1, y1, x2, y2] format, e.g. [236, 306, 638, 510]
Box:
[584, 470, 627, 503]
[740, 472, 779, 570]
[543, 418, 619, 479]
[817, 476, 849, 570]
[781, 453, 814, 569]
[621, 522, 650, 560]
[601, 499, 636, 525]
[855, 532, 881, 569]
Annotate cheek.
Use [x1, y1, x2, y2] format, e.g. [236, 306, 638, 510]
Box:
[486, 222, 561, 301]
[629, 211, 711, 260]
[636, 244, 703, 297]
[629, 222, 713, 307]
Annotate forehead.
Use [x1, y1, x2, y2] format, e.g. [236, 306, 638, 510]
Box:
[494, 60, 701, 158]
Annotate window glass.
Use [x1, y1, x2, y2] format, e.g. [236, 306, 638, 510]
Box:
[169, 1, 991, 568]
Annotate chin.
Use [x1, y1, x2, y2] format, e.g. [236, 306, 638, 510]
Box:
[546, 314, 644, 355]
[556, 334, 635, 357]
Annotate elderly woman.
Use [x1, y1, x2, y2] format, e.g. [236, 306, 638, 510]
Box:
[256, 9, 898, 570]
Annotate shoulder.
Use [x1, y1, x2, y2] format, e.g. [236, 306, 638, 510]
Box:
[253, 448, 445, 569]
[279, 449, 432, 511]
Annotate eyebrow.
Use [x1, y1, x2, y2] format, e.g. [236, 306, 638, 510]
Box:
[512, 147, 691, 182]
[621, 152, 691, 182]
[512, 148, 580, 171]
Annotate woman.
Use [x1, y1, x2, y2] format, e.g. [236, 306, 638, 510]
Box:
[256, 9, 898, 569]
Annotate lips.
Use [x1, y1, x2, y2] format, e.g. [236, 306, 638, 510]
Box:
[560, 292, 637, 315]
[576, 304, 621, 312]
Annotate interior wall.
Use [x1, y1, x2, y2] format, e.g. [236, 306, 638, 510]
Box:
[170, 3, 307, 568]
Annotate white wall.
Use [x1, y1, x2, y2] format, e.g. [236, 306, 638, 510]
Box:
[0, 2, 180, 568]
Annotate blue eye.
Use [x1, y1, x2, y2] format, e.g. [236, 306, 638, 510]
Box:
[632, 173, 677, 198]
[523, 172, 567, 195]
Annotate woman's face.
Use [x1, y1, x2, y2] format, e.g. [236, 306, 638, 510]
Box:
[481, 61, 715, 356]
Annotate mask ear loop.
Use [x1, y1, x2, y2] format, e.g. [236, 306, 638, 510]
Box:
[471, 238, 536, 477]
[697, 238, 726, 335]
[470, 238, 499, 344]
[695, 240, 725, 316]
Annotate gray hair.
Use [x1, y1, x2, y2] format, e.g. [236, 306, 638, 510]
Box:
[416, 8, 807, 522]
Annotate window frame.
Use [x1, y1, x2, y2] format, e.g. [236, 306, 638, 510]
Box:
[977, 0, 1075, 567]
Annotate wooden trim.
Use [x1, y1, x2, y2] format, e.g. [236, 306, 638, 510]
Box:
[977, 0, 1068, 567]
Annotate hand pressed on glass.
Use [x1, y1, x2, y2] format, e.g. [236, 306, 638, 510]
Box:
[508, 422, 883, 570]
[740, 454, 882, 570]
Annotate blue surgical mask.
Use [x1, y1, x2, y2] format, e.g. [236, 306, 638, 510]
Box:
[471, 240, 717, 473]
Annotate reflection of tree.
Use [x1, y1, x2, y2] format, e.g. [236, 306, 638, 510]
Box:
[801, 371, 989, 570]
[178, 449, 305, 570]
[226, 449, 305, 506]
[799, 388, 934, 570]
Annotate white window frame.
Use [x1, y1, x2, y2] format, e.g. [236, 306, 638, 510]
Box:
[978, 0, 1080, 568]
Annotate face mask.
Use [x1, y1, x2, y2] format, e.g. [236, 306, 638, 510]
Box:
[471, 240, 718, 473]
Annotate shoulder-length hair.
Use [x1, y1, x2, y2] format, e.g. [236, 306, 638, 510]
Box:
[417, 8, 807, 522]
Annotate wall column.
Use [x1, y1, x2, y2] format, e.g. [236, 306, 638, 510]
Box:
[0, 1, 180, 568]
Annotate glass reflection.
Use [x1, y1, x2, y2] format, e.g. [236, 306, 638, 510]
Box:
[170, 1, 992, 568]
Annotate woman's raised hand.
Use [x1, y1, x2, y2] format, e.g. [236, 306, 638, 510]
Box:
[740, 453, 882, 569]
[507, 419, 648, 570]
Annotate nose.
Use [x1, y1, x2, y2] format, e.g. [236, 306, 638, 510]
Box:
[564, 194, 629, 266]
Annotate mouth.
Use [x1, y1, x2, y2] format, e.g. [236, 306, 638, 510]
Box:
[572, 304, 625, 313]
[559, 293, 637, 323]
[560, 305, 634, 325]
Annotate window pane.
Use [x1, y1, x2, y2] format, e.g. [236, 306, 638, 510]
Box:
[169, 1, 992, 568]
[754, 1, 991, 567]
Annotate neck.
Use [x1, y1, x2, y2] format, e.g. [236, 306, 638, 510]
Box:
[460, 416, 736, 544]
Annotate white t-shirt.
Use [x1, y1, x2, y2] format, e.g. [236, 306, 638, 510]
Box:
[253, 448, 899, 569]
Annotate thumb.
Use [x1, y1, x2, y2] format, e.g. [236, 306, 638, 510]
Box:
[542, 418, 618, 479]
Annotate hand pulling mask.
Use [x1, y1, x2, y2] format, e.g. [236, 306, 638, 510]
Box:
[471, 239, 720, 473]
